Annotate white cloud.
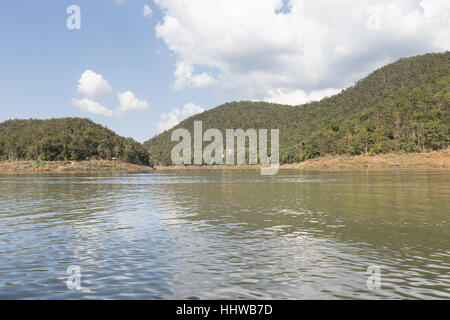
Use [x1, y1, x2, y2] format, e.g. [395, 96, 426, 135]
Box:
[262, 88, 342, 106]
[74, 70, 149, 117]
[114, 0, 125, 5]
[143, 4, 153, 17]
[72, 98, 114, 117]
[173, 61, 216, 90]
[154, 0, 450, 101]
[157, 103, 205, 131]
[117, 91, 149, 113]
[76, 70, 113, 98]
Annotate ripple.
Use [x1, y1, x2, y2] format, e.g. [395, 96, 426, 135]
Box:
[0, 170, 449, 299]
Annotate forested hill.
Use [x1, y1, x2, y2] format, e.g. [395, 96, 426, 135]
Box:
[0, 118, 151, 166]
[144, 52, 450, 165]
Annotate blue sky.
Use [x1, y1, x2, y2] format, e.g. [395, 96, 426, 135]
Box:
[0, 0, 448, 142]
[0, 1, 230, 142]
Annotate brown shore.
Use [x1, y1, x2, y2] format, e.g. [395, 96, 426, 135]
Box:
[1, 149, 448, 174]
[155, 149, 450, 171]
[0, 160, 154, 174]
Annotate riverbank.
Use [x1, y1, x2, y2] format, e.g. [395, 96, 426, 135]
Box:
[0, 160, 154, 174]
[1, 149, 448, 173]
[155, 149, 450, 170]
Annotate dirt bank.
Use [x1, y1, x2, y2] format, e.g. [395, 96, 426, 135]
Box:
[155, 149, 450, 171]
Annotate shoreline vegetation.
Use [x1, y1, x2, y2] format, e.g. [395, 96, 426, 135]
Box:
[154, 149, 449, 171]
[0, 160, 154, 174]
[0, 149, 448, 174]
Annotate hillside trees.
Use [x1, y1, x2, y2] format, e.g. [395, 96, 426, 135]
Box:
[144, 52, 449, 165]
[0, 118, 152, 166]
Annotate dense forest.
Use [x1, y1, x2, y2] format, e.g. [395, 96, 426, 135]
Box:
[144, 52, 449, 165]
[0, 118, 152, 166]
[1, 53, 448, 167]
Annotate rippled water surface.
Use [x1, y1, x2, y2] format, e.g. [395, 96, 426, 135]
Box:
[0, 170, 449, 299]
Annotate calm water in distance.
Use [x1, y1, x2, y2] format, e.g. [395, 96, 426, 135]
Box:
[0, 170, 449, 299]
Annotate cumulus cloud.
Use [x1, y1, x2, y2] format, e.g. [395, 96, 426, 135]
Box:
[157, 103, 205, 132]
[73, 70, 149, 117]
[154, 0, 450, 102]
[117, 91, 149, 113]
[173, 61, 217, 90]
[72, 98, 114, 117]
[143, 4, 153, 17]
[76, 70, 113, 98]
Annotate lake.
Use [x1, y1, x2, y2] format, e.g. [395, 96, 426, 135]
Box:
[0, 170, 449, 299]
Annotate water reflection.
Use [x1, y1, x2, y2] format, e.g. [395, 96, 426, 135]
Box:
[0, 170, 449, 299]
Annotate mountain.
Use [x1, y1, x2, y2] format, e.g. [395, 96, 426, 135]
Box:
[144, 52, 450, 165]
[0, 118, 152, 166]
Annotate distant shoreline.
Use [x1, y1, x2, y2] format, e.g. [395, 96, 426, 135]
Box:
[155, 149, 450, 171]
[1, 149, 448, 174]
[0, 160, 154, 174]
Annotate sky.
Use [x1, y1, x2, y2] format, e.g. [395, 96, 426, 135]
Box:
[0, 0, 448, 142]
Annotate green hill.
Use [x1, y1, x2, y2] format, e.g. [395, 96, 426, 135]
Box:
[0, 118, 152, 166]
[144, 52, 450, 165]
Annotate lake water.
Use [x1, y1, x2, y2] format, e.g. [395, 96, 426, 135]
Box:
[0, 170, 449, 300]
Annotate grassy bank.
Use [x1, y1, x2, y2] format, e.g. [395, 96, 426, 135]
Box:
[155, 149, 450, 170]
[0, 160, 154, 174]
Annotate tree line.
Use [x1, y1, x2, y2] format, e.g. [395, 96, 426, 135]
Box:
[0, 118, 152, 166]
[1, 52, 448, 167]
[144, 52, 449, 165]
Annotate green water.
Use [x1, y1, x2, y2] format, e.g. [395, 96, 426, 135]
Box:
[0, 170, 449, 299]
